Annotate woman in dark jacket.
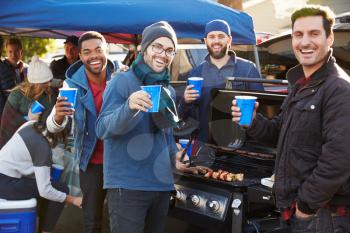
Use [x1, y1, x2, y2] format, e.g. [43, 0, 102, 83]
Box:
[0, 55, 57, 148]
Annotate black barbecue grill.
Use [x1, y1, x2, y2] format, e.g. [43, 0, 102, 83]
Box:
[168, 85, 290, 233]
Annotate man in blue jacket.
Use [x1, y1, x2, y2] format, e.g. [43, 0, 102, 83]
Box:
[178, 19, 264, 144]
[47, 31, 114, 233]
[96, 21, 193, 233]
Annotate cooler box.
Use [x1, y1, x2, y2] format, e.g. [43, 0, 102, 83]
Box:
[0, 199, 36, 233]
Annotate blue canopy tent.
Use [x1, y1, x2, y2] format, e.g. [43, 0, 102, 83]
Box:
[0, 0, 256, 45]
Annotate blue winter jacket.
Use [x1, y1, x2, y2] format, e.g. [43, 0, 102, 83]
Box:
[65, 60, 114, 171]
[96, 70, 178, 191]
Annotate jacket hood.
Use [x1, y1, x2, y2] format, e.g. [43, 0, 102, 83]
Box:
[65, 59, 115, 89]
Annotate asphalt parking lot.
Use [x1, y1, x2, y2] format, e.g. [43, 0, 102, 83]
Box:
[54, 204, 189, 233]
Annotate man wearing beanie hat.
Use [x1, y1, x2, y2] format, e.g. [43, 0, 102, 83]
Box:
[96, 21, 195, 233]
[179, 19, 264, 145]
[46, 31, 114, 233]
[50, 35, 79, 87]
[0, 55, 56, 148]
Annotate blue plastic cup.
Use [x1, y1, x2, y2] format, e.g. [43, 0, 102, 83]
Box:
[235, 96, 257, 126]
[140, 85, 161, 112]
[179, 139, 193, 157]
[31, 101, 45, 114]
[51, 164, 64, 182]
[188, 77, 203, 97]
[59, 88, 78, 109]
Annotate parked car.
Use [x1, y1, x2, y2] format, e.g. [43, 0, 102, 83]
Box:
[335, 12, 350, 26]
[257, 27, 350, 80]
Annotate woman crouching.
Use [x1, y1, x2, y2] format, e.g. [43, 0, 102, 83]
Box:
[0, 109, 82, 233]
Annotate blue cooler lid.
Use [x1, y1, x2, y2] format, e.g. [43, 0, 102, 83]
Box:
[0, 198, 37, 210]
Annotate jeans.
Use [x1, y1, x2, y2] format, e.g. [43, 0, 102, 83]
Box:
[290, 208, 350, 233]
[107, 188, 171, 233]
[0, 173, 68, 232]
[80, 164, 106, 233]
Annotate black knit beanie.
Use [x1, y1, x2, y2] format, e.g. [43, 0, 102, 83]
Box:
[141, 21, 178, 53]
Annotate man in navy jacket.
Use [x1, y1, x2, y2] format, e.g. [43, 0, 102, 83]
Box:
[178, 19, 263, 144]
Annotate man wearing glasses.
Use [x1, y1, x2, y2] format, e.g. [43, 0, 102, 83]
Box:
[179, 19, 264, 145]
[96, 21, 191, 233]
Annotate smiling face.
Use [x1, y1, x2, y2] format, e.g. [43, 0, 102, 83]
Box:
[143, 37, 175, 73]
[204, 31, 232, 60]
[79, 38, 107, 75]
[292, 15, 334, 76]
[6, 43, 22, 66]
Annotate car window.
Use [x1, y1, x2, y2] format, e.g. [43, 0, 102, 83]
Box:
[170, 44, 207, 81]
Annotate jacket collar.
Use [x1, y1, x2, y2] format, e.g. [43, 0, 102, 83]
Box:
[4, 59, 24, 69]
[65, 59, 115, 90]
[287, 49, 334, 86]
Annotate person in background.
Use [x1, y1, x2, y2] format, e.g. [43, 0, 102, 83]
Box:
[46, 31, 114, 233]
[50, 35, 79, 87]
[232, 5, 350, 232]
[0, 55, 57, 148]
[0, 37, 26, 116]
[0, 113, 82, 233]
[122, 43, 142, 67]
[4, 37, 27, 84]
[0, 35, 7, 116]
[0, 36, 3, 57]
[96, 21, 202, 233]
[178, 19, 263, 146]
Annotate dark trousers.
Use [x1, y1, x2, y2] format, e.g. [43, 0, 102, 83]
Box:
[290, 208, 350, 233]
[79, 164, 106, 233]
[0, 173, 68, 232]
[107, 188, 171, 233]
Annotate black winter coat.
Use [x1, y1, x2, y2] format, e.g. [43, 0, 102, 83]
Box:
[248, 52, 350, 214]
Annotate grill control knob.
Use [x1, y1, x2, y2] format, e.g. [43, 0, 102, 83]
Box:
[190, 194, 200, 206]
[176, 191, 186, 201]
[207, 200, 220, 212]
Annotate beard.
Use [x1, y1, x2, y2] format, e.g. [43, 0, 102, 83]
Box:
[207, 44, 228, 59]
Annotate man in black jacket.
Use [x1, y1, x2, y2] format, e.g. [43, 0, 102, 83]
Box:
[50, 35, 79, 87]
[232, 5, 350, 233]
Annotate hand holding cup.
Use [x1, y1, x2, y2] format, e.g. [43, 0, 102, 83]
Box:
[31, 101, 45, 114]
[231, 96, 259, 127]
[54, 96, 75, 125]
[59, 88, 78, 109]
[129, 90, 153, 112]
[184, 85, 200, 103]
[139, 85, 161, 112]
[184, 77, 203, 103]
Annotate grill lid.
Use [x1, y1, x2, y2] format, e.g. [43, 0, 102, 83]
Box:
[209, 89, 286, 152]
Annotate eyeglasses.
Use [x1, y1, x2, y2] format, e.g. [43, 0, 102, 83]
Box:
[151, 44, 176, 57]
